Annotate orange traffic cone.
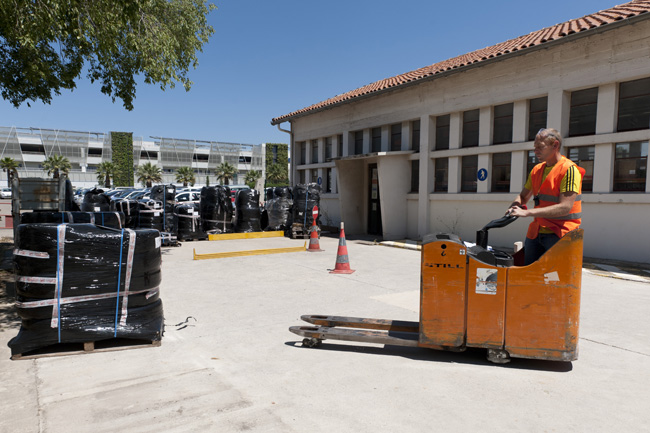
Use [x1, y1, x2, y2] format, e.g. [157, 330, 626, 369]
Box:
[306, 219, 323, 252]
[330, 222, 355, 274]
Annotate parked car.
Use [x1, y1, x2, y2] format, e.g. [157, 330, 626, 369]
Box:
[0, 188, 11, 199]
[175, 191, 200, 203]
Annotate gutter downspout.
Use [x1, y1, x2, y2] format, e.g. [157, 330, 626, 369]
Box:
[276, 122, 293, 185]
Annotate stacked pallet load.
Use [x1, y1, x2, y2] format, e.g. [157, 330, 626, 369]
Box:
[200, 186, 233, 234]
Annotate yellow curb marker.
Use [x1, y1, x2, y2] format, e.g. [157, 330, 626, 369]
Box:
[193, 242, 307, 260]
[208, 231, 284, 241]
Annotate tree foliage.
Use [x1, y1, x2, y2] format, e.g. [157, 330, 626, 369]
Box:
[215, 161, 236, 185]
[175, 166, 195, 187]
[244, 169, 261, 189]
[42, 154, 71, 178]
[96, 161, 115, 188]
[136, 162, 162, 187]
[266, 163, 287, 184]
[0, 157, 18, 187]
[0, 0, 216, 110]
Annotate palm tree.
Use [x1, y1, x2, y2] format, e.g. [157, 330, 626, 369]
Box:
[266, 163, 286, 184]
[96, 161, 115, 188]
[175, 166, 196, 187]
[244, 170, 261, 189]
[42, 154, 71, 178]
[136, 162, 163, 188]
[215, 161, 237, 185]
[0, 157, 19, 188]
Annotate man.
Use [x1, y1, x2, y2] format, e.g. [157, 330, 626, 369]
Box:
[508, 128, 584, 265]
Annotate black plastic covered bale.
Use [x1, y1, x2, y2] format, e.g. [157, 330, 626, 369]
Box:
[149, 185, 177, 234]
[234, 189, 261, 233]
[200, 186, 233, 234]
[8, 224, 164, 356]
[175, 202, 206, 241]
[292, 183, 321, 227]
[265, 196, 293, 231]
[81, 188, 111, 212]
[135, 200, 165, 231]
[20, 212, 124, 229]
[111, 199, 140, 228]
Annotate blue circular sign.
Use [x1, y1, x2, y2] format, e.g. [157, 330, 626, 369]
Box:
[477, 168, 488, 181]
[317, 176, 322, 185]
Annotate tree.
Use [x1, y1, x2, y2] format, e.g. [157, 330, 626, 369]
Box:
[96, 161, 115, 188]
[0, 1, 216, 110]
[0, 157, 18, 187]
[136, 162, 162, 188]
[266, 163, 286, 184]
[42, 154, 71, 178]
[244, 170, 261, 189]
[215, 162, 237, 185]
[175, 166, 196, 187]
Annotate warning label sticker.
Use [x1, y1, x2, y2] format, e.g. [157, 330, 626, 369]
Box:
[476, 268, 498, 295]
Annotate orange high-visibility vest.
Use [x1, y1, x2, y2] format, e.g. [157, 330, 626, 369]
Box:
[526, 156, 585, 240]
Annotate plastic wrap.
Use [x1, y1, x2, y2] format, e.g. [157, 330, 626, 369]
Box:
[20, 211, 124, 229]
[264, 197, 293, 231]
[135, 199, 165, 231]
[81, 188, 111, 212]
[65, 179, 80, 211]
[234, 189, 261, 233]
[111, 199, 140, 228]
[292, 183, 321, 227]
[175, 202, 206, 241]
[200, 186, 233, 234]
[8, 224, 163, 355]
[149, 185, 177, 234]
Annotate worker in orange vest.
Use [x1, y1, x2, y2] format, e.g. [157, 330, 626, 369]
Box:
[508, 128, 585, 265]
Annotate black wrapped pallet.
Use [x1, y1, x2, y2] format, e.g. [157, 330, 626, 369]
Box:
[20, 211, 125, 229]
[150, 185, 177, 235]
[175, 203, 206, 241]
[81, 188, 111, 212]
[8, 224, 164, 356]
[292, 183, 321, 227]
[200, 186, 233, 234]
[264, 196, 293, 231]
[136, 200, 165, 231]
[234, 189, 261, 233]
[111, 199, 140, 228]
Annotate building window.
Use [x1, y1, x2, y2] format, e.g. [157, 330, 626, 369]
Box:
[491, 152, 511, 192]
[325, 137, 332, 160]
[434, 158, 448, 192]
[354, 131, 363, 155]
[569, 87, 598, 137]
[311, 140, 318, 164]
[614, 141, 648, 192]
[528, 97, 548, 141]
[390, 123, 402, 151]
[298, 170, 305, 184]
[410, 160, 419, 192]
[337, 134, 343, 157]
[462, 109, 479, 148]
[88, 148, 103, 156]
[311, 169, 318, 184]
[436, 114, 450, 150]
[493, 103, 513, 145]
[617, 77, 650, 132]
[298, 142, 306, 165]
[411, 120, 421, 152]
[526, 150, 537, 175]
[461, 155, 478, 192]
[567, 146, 594, 192]
[272, 146, 278, 164]
[371, 127, 382, 153]
[325, 168, 332, 193]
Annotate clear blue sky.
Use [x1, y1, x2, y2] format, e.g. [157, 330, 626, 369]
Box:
[0, 0, 620, 145]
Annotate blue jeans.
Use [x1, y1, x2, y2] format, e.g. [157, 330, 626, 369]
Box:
[524, 233, 560, 265]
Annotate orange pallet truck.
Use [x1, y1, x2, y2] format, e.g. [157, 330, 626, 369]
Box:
[289, 214, 583, 363]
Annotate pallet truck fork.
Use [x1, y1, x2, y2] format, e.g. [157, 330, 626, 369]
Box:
[290, 214, 584, 364]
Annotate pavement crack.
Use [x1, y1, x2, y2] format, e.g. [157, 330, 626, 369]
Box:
[580, 337, 650, 357]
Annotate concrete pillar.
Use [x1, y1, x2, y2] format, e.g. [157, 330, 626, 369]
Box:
[449, 112, 462, 150]
[381, 126, 390, 152]
[593, 143, 614, 193]
[596, 83, 618, 135]
[512, 100, 528, 143]
[418, 115, 433, 237]
[342, 132, 350, 157]
[333, 135, 341, 158]
[402, 122, 411, 151]
[448, 156, 461, 193]
[547, 89, 570, 138]
[362, 129, 371, 155]
[479, 107, 492, 146]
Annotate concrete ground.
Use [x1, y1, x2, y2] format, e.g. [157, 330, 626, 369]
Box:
[0, 234, 649, 433]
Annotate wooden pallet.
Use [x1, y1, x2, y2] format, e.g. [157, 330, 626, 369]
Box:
[11, 338, 161, 360]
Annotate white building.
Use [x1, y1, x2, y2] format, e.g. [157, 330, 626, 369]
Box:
[272, 1, 650, 263]
[0, 127, 266, 188]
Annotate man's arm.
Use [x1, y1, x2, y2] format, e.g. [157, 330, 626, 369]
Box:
[507, 188, 533, 215]
[509, 191, 577, 218]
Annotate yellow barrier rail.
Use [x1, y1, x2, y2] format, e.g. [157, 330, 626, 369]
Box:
[193, 242, 307, 260]
[208, 231, 284, 241]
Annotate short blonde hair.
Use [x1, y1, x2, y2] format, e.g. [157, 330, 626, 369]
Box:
[537, 128, 562, 148]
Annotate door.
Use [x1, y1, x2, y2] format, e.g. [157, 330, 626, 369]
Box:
[367, 164, 382, 235]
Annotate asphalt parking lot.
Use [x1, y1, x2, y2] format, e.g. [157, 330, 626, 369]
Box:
[1, 234, 649, 433]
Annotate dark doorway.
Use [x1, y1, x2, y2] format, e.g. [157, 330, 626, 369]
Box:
[368, 164, 382, 235]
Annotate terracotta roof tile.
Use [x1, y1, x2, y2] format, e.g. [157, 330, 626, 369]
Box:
[272, 1, 650, 125]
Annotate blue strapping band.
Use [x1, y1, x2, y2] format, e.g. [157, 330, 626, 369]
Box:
[56, 224, 64, 343]
[102, 213, 105, 226]
[303, 190, 309, 228]
[114, 229, 125, 337]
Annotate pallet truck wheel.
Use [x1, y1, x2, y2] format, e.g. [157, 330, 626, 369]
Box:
[302, 338, 322, 348]
[487, 349, 511, 364]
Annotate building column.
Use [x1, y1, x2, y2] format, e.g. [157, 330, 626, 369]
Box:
[596, 83, 618, 135]
[448, 156, 461, 193]
[418, 116, 433, 238]
[512, 100, 528, 143]
[593, 143, 614, 193]
[362, 129, 371, 155]
[402, 122, 411, 151]
[479, 107, 492, 146]
[342, 132, 350, 157]
[381, 126, 390, 152]
[547, 88, 570, 138]
[449, 112, 461, 150]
